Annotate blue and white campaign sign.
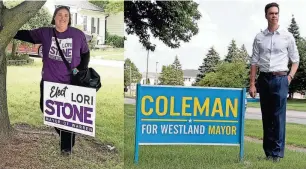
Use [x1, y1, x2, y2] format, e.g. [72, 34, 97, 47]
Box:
[134, 84, 246, 164]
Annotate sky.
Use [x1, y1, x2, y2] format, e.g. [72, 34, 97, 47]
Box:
[124, 0, 306, 73]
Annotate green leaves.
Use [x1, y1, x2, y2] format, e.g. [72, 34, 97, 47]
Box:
[159, 56, 184, 86]
[287, 15, 306, 96]
[199, 61, 248, 88]
[89, 1, 123, 14]
[195, 46, 220, 84]
[124, 1, 201, 51]
[21, 7, 52, 30]
[288, 15, 301, 43]
[195, 40, 250, 88]
[124, 58, 142, 87]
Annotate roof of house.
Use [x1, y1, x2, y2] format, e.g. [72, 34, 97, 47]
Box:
[183, 69, 200, 78]
[54, 1, 104, 12]
[142, 69, 199, 79]
[141, 72, 160, 79]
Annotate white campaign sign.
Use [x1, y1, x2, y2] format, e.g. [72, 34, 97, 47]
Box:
[43, 81, 96, 137]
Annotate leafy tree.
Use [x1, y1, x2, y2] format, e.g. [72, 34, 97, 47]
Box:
[158, 65, 174, 85]
[291, 38, 306, 94]
[195, 46, 220, 84]
[238, 44, 249, 63]
[287, 15, 304, 98]
[89, 0, 123, 14]
[124, 58, 142, 87]
[0, 0, 46, 140]
[224, 39, 240, 63]
[199, 61, 248, 88]
[288, 15, 301, 43]
[172, 56, 184, 85]
[159, 56, 184, 86]
[124, 1, 201, 51]
[238, 44, 251, 87]
[5, 1, 52, 57]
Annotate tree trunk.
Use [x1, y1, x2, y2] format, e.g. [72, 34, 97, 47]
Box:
[0, 1, 46, 141]
[0, 50, 11, 140]
[287, 92, 294, 99]
[11, 41, 17, 58]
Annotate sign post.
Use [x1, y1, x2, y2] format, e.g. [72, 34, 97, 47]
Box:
[134, 84, 246, 164]
[43, 81, 96, 137]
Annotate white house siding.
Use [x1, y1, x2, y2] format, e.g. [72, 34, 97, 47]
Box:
[184, 77, 196, 86]
[106, 11, 124, 37]
[139, 77, 158, 85]
[79, 10, 106, 45]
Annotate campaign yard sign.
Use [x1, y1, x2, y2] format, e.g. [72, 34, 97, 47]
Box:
[43, 81, 96, 137]
[134, 84, 246, 164]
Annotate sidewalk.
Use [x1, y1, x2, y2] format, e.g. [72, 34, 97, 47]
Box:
[89, 58, 123, 68]
[246, 107, 306, 125]
[247, 107, 306, 118]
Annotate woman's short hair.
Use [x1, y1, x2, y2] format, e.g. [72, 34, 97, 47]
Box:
[51, 5, 71, 26]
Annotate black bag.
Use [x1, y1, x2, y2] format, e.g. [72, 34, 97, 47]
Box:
[53, 28, 101, 91]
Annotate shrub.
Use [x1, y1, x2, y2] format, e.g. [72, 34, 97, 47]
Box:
[6, 53, 34, 66]
[105, 32, 124, 48]
[88, 34, 98, 50]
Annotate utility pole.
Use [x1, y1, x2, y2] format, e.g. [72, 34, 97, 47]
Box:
[129, 65, 132, 96]
[155, 61, 158, 85]
[146, 49, 149, 84]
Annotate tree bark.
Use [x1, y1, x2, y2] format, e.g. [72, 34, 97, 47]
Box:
[0, 1, 46, 140]
[0, 1, 46, 48]
[0, 50, 10, 141]
[11, 41, 17, 58]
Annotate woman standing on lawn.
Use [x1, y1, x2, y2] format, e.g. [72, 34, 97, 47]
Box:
[13, 6, 90, 156]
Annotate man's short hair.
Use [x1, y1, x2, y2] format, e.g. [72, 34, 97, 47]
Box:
[265, 2, 279, 15]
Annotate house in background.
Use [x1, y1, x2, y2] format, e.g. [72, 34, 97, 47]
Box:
[8, 0, 124, 56]
[140, 72, 160, 86]
[138, 69, 199, 87]
[182, 69, 198, 86]
[106, 11, 124, 37]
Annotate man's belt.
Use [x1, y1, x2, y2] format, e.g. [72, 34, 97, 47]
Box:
[260, 71, 287, 76]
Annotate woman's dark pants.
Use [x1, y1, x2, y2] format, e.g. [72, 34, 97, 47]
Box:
[40, 80, 76, 152]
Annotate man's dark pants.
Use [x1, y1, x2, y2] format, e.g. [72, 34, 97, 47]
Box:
[258, 72, 288, 158]
[40, 79, 76, 152]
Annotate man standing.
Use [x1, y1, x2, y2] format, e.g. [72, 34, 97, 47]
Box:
[249, 2, 299, 162]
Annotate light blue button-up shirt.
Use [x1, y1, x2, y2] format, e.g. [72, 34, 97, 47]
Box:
[251, 26, 299, 72]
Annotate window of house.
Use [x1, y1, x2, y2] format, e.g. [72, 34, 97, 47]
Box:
[75, 13, 77, 25]
[71, 13, 73, 25]
[83, 16, 87, 31]
[91, 17, 95, 33]
[97, 18, 100, 35]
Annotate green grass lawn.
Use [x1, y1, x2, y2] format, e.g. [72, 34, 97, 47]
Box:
[90, 48, 124, 61]
[6, 60, 123, 168]
[124, 104, 306, 169]
[248, 99, 306, 111]
[246, 119, 306, 148]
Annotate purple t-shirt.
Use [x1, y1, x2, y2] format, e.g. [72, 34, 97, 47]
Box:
[29, 27, 89, 84]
